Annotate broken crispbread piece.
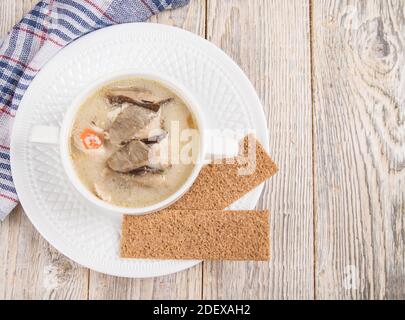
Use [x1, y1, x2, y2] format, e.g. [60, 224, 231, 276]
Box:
[121, 210, 270, 261]
[168, 135, 278, 210]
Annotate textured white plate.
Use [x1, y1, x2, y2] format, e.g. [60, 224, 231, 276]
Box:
[10, 23, 269, 278]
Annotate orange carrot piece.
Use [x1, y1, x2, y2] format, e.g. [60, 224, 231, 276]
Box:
[80, 128, 104, 149]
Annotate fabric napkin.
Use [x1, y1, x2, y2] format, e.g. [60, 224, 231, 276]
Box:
[0, 0, 189, 221]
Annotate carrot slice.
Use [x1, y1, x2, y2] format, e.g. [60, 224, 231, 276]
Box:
[80, 128, 104, 149]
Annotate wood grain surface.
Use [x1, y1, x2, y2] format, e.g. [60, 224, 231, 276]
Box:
[88, 0, 206, 300]
[1, 0, 404, 300]
[203, 0, 313, 300]
[313, 0, 405, 299]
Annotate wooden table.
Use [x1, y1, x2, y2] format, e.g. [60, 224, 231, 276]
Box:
[1, 0, 404, 300]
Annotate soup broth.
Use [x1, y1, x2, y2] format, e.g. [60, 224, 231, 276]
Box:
[69, 78, 199, 208]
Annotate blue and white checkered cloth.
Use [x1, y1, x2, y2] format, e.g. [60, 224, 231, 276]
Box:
[0, 0, 189, 220]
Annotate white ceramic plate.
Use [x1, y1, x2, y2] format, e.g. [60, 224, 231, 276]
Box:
[10, 23, 269, 278]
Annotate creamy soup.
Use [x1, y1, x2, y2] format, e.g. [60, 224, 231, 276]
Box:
[69, 78, 199, 208]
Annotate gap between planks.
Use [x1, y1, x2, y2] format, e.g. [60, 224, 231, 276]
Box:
[309, 0, 317, 301]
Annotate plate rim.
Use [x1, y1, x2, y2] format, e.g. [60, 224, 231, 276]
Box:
[10, 23, 269, 278]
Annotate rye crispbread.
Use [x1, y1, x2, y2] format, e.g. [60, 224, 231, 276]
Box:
[121, 210, 270, 260]
[121, 135, 277, 260]
[168, 135, 278, 210]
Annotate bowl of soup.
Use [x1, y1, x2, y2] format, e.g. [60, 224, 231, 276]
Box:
[63, 72, 206, 214]
[29, 72, 238, 214]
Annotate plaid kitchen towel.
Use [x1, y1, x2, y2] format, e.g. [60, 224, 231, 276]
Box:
[0, 0, 189, 221]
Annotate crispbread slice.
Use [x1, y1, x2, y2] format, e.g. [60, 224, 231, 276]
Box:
[121, 135, 277, 261]
[121, 210, 270, 261]
[168, 135, 278, 210]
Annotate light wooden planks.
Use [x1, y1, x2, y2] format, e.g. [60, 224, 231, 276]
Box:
[203, 0, 314, 299]
[313, 0, 405, 299]
[2, 0, 404, 300]
[0, 0, 205, 300]
[87, 0, 206, 300]
[0, 1, 89, 300]
[0, 207, 89, 299]
[0, 0, 36, 36]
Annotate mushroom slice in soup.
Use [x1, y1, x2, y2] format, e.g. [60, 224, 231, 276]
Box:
[106, 87, 173, 112]
[106, 103, 130, 124]
[130, 166, 164, 175]
[140, 129, 167, 145]
[107, 104, 161, 145]
[107, 133, 170, 173]
[148, 134, 171, 169]
[107, 140, 150, 173]
[94, 168, 167, 204]
[130, 169, 167, 188]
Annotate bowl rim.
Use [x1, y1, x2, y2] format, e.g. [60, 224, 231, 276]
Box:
[60, 70, 206, 215]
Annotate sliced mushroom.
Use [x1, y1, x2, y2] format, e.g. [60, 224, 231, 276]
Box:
[107, 104, 161, 145]
[130, 169, 166, 188]
[106, 103, 129, 124]
[107, 133, 171, 173]
[107, 140, 150, 173]
[140, 129, 168, 145]
[130, 166, 164, 175]
[94, 168, 167, 204]
[106, 87, 173, 112]
[148, 134, 170, 169]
